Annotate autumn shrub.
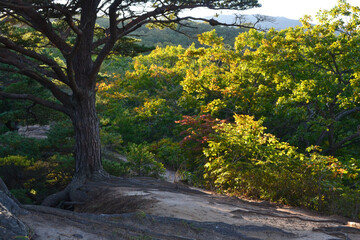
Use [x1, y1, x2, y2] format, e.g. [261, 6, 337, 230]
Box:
[203, 114, 360, 218]
[320, 157, 360, 219]
[127, 143, 165, 178]
[176, 114, 226, 172]
[0, 155, 32, 189]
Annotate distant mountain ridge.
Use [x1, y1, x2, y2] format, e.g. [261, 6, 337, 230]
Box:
[129, 15, 303, 48]
[95, 15, 305, 48]
[209, 15, 304, 30]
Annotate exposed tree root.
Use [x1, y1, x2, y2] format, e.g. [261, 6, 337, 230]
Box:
[41, 188, 70, 207]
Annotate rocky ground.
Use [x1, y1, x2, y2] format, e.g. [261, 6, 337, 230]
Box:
[11, 177, 360, 240]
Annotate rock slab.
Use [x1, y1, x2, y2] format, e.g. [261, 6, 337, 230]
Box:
[0, 190, 28, 239]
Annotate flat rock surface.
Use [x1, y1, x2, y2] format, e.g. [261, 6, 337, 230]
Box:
[18, 177, 360, 240]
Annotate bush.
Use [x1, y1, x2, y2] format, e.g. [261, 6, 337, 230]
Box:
[127, 143, 165, 178]
[0, 154, 74, 204]
[102, 159, 129, 177]
[203, 114, 360, 218]
[0, 155, 32, 189]
[46, 154, 74, 188]
[175, 114, 227, 179]
[150, 138, 185, 170]
[100, 130, 124, 152]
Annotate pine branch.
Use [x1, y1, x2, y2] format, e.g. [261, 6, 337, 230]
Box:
[0, 91, 71, 115]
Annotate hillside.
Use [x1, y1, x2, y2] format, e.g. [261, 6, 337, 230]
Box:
[96, 18, 247, 48]
[212, 15, 303, 30]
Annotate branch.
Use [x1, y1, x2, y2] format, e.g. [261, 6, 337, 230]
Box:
[335, 107, 360, 121]
[179, 16, 257, 29]
[0, 48, 72, 106]
[0, 1, 72, 55]
[0, 91, 71, 115]
[327, 131, 360, 153]
[90, 0, 124, 78]
[50, 4, 83, 36]
[0, 36, 69, 85]
[315, 106, 360, 146]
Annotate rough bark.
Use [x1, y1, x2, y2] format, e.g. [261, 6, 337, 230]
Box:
[72, 95, 104, 180]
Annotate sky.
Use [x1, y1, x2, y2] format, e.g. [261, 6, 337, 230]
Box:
[186, 0, 360, 21]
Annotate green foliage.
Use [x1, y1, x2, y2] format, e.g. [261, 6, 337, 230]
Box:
[47, 154, 74, 186]
[232, 1, 360, 154]
[10, 188, 33, 205]
[97, 45, 187, 144]
[46, 120, 74, 151]
[0, 120, 74, 159]
[127, 143, 165, 178]
[0, 74, 66, 128]
[150, 138, 186, 170]
[100, 131, 124, 152]
[0, 155, 31, 189]
[171, 4, 360, 157]
[0, 132, 46, 158]
[102, 159, 129, 177]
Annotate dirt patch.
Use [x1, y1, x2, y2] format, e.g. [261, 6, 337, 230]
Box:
[18, 177, 360, 240]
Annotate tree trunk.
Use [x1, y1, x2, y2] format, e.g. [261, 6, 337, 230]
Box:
[70, 0, 104, 182]
[71, 93, 105, 181]
[42, 1, 105, 206]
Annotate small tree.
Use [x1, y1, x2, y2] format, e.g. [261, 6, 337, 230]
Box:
[0, 0, 260, 206]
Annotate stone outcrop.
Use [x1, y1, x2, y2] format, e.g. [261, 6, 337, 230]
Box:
[18, 125, 50, 139]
